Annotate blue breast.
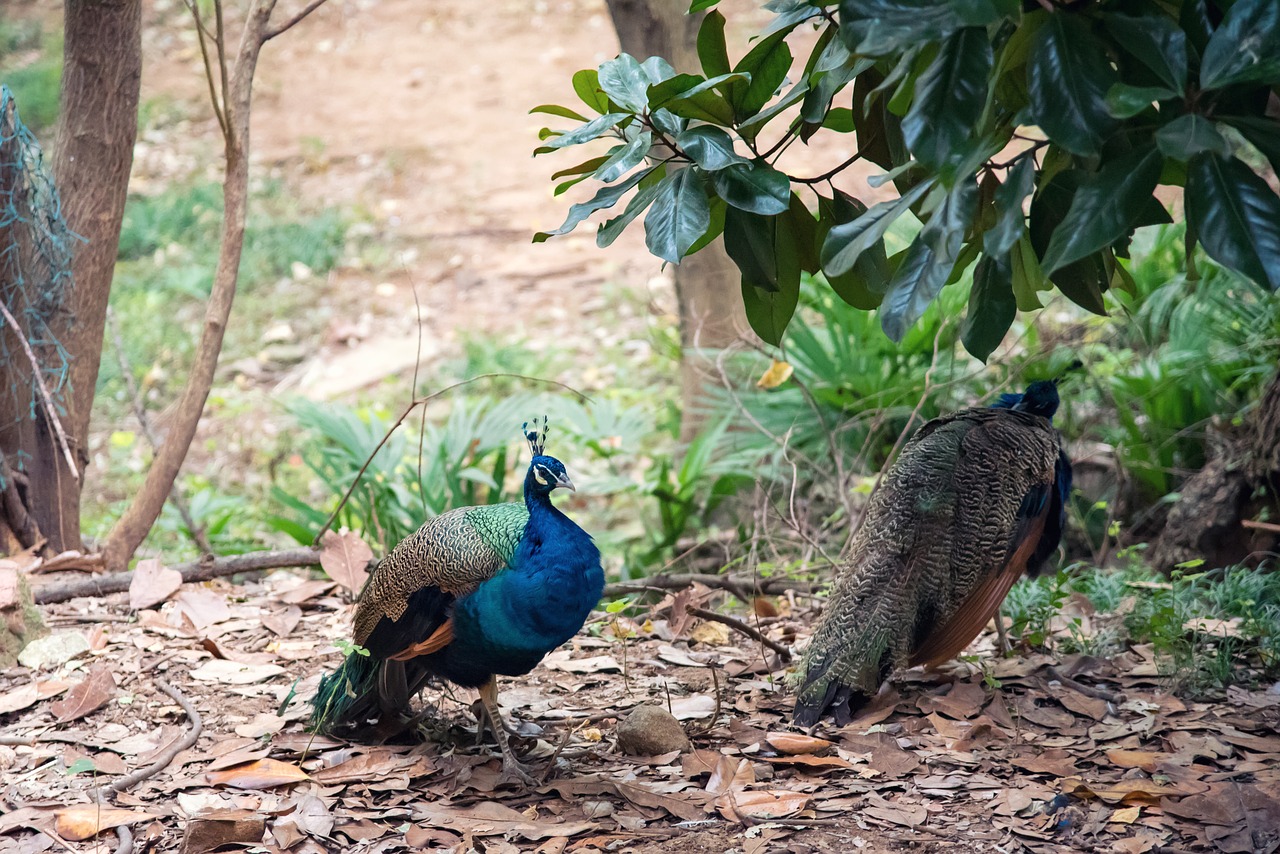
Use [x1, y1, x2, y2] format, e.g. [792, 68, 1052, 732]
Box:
[447, 504, 604, 679]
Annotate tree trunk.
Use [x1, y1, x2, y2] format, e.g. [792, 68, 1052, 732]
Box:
[1149, 370, 1280, 571]
[0, 0, 142, 555]
[604, 0, 751, 442]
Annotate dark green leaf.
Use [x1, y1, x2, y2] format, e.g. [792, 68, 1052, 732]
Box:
[1105, 84, 1176, 119]
[711, 163, 791, 215]
[787, 193, 820, 275]
[531, 103, 590, 122]
[544, 112, 629, 150]
[1155, 114, 1230, 161]
[1028, 170, 1110, 314]
[1220, 116, 1280, 173]
[1028, 14, 1117, 156]
[839, 0, 968, 55]
[687, 196, 727, 256]
[902, 27, 992, 172]
[599, 55, 652, 112]
[984, 154, 1035, 257]
[678, 126, 751, 171]
[1103, 14, 1188, 94]
[725, 206, 802, 344]
[690, 0, 720, 11]
[737, 79, 810, 142]
[641, 56, 678, 84]
[644, 167, 712, 264]
[851, 68, 909, 171]
[650, 108, 686, 138]
[1200, 0, 1280, 90]
[1010, 233, 1050, 310]
[536, 166, 657, 242]
[572, 69, 610, 114]
[816, 192, 889, 308]
[762, 0, 823, 35]
[823, 108, 855, 132]
[962, 254, 1016, 362]
[646, 74, 707, 110]
[1185, 152, 1280, 288]
[597, 173, 665, 248]
[733, 30, 793, 119]
[650, 73, 745, 124]
[821, 180, 931, 276]
[1042, 146, 1163, 273]
[697, 11, 731, 77]
[551, 156, 610, 181]
[593, 132, 653, 183]
[880, 180, 972, 341]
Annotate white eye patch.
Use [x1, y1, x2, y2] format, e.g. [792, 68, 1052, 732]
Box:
[534, 466, 550, 485]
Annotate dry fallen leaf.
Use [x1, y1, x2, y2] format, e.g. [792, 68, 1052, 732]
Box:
[189, 659, 286, 685]
[541, 652, 621, 674]
[128, 558, 184, 610]
[50, 663, 116, 723]
[180, 809, 266, 854]
[319, 529, 373, 596]
[54, 806, 159, 841]
[206, 758, 310, 790]
[765, 732, 833, 755]
[1105, 749, 1170, 773]
[0, 679, 70, 715]
[715, 789, 809, 821]
[174, 588, 231, 629]
[1110, 806, 1142, 825]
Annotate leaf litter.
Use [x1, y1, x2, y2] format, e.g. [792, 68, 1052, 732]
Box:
[1, 568, 1277, 853]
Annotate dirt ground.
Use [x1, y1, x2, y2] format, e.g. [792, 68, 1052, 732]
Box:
[3, 570, 1280, 853]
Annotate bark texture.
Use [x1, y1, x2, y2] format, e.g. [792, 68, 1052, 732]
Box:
[1149, 371, 1280, 571]
[604, 0, 751, 442]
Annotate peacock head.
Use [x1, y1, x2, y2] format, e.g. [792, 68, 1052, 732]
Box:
[1012, 380, 1060, 420]
[523, 417, 575, 496]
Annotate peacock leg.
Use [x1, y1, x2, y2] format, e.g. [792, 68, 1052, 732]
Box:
[995, 608, 1011, 655]
[477, 678, 537, 788]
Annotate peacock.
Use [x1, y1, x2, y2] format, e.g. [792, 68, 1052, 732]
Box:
[794, 380, 1072, 726]
[311, 419, 604, 784]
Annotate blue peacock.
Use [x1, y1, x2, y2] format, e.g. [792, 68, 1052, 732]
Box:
[794, 380, 1072, 726]
[312, 418, 604, 784]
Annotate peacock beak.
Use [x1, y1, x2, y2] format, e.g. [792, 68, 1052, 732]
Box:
[555, 471, 576, 492]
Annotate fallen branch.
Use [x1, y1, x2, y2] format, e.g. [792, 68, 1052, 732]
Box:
[32, 547, 321, 604]
[602, 573, 818, 601]
[92, 678, 202, 800]
[686, 604, 791, 663]
[1242, 518, 1280, 534]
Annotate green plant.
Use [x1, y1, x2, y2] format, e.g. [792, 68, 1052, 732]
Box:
[533, 0, 1280, 356]
[0, 21, 62, 133]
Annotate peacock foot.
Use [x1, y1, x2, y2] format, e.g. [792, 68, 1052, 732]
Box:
[496, 754, 539, 789]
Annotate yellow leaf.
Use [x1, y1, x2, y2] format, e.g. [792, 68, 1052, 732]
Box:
[756, 360, 793, 389]
[765, 732, 834, 755]
[1109, 806, 1142, 825]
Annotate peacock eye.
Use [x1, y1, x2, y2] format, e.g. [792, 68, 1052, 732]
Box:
[534, 466, 549, 485]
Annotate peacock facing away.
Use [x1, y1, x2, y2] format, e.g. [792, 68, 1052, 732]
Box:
[794, 381, 1072, 727]
[311, 420, 604, 784]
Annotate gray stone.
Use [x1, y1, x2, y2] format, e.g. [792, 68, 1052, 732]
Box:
[616, 705, 691, 756]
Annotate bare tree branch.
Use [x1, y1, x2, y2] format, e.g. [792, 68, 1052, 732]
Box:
[0, 298, 79, 480]
[264, 0, 331, 41]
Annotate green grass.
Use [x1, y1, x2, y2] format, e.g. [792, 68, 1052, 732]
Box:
[1, 20, 61, 134]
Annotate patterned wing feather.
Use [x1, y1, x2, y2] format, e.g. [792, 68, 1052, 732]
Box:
[795, 408, 1061, 725]
[351, 502, 529, 646]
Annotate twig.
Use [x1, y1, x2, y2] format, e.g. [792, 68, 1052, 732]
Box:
[32, 546, 321, 604]
[791, 151, 864, 185]
[685, 605, 792, 663]
[184, 0, 227, 137]
[312, 373, 593, 543]
[1044, 667, 1122, 704]
[107, 307, 213, 556]
[92, 678, 202, 800]
[113, 825, 134, 854]
[1243, 519, 1280, 534]
[0, 299, 79, 480]
[536, 723, 574, 786]
[264, 0, 330, 40]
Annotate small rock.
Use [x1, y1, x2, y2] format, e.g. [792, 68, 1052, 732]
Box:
[616, 705, 690, 756]
[17, 631, 87, 670]
[261, 322, 295, 344]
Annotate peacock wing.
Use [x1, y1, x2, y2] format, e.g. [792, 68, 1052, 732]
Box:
[907, 409, 1061, 667]
[351, 502, 530, 650]
[794, 408, 1060, 725]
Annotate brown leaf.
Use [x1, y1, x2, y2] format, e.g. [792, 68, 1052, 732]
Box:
[205, 758, 310, 790]
[175, 588, 231, 629]
[716, 789, 809, 821]
[765, 733, 833, 755]
[277, 579, 336, 604]
[310, 749, 420, 785]
[0, 679, 70, 715]
[863, 796, 929, 828]
[706, 755, 754, 796]
[756, 359, 793, 389]
[1061, 777, 1203, 805]
[413, 802, 597, 841]
[261, 606, 302, 637]
[614, 782, 708, 822]
[50, 663, 115, 723]
[54, 806, 159, 841]
[1106, 749, 1171, 773]
[761, 754, 855, 772]
[129, 558, 183, 610]
[319, 529, 373, 595]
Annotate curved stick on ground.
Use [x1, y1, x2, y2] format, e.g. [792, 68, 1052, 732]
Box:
[685, 604, 791, 663]
[92, 678, 202, 801]
[113, 825, 134, 854]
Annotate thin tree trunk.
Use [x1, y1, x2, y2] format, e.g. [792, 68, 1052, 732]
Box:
[101, 0, 328, 571]
[604, 0, 751, 442]
[0, 0, 142, 554]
